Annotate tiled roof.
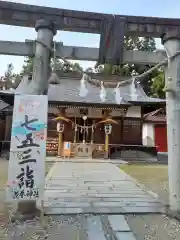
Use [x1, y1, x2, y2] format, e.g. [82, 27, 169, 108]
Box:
[143, 108, 166, 122]
[48, 78, 130, 106]
[0, 99, 9, 111]
[0, 75, 166, 107]
[48, 77, 165, 105]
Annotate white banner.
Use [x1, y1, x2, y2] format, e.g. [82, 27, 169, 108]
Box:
[6, 95, 48, 201]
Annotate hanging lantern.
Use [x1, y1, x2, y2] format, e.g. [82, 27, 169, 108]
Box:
[114, 82, 123, 104]
[100, 81, 107, 102]
[104, 124, 112, 135]
[57, 122, 64, 133]
[82, 115, 87, 121]
[79, 74, 88, 97]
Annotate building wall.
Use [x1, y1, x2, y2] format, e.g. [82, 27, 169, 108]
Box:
[142, 123, 155, 146]
[126, 106, 141, 118]
[48, 106, 141, 118]
[142, 122, 168, 152]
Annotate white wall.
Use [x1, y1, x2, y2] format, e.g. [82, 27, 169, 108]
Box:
[142, 123, 155, 146]
[126, 106, 141, 118]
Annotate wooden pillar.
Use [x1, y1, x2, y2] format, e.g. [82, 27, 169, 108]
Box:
[4, 114, 12, 141]
[74, 117, 77, 143]
[58, 132, 63, 157]
[91, 120, 95, 144]
[102, 110, 109, 158]
[105, 134, 109, 152]
[57, 107, 66, 157]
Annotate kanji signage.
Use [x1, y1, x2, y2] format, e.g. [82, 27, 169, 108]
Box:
[56, 122, 64, 133]
[104, 124, 112, 135]
[6, 95, 48, 201]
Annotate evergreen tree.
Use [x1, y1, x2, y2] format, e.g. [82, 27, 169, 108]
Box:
[20, 56, 83, 76]
[150, 70, 165, 98]
[0, 63, 21, 89]
[21, 56, 34, 75]
[4, 63, 14, 80]
[95, 36, 157, 95]
[71, 62, 83, 73]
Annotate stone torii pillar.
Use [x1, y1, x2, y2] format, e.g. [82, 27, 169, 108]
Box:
[16, 19, 56, 94]
[162, 31, 180, 213]
[15, 19, 56, 220]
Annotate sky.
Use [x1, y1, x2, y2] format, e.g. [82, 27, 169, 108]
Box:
[0, 0, 179, 75]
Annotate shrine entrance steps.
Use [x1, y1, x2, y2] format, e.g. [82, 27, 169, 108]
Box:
[42, 161, 164, 215]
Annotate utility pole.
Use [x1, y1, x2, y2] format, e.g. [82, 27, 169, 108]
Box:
[162, 31, 180, 213]
[14, 19, 56, 220]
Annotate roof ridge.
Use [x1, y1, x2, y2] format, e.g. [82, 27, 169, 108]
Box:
[143, 108, 164, 118]
[86, 75, 121, 88]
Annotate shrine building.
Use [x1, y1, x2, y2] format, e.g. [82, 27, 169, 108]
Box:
[0, 72, 165, 160]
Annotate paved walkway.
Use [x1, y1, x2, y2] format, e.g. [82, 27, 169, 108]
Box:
[43, 161, 164, 215]
[6, 160, 168, 240]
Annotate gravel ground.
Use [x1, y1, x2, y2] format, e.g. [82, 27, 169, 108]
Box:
[126, 214, 180, 240]
[0, 160, 86, 240]
[3, 215, 82, 240]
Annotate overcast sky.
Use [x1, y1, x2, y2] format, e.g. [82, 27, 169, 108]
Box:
[0, 0, 179, 75]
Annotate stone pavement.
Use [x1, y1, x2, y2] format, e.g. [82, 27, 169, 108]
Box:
[43, 161, 164, 215]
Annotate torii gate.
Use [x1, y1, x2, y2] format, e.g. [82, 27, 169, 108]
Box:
[0, 1, 180, 217]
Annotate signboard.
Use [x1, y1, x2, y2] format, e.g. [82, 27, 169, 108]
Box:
[63, 141, 71, 157]
[6, 95, 48, 201]
[64, 142, 70, 150]
[104, 124, 112, 135]
[56, 122, 64, 133]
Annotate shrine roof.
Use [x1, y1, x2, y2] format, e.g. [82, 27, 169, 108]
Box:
[0, 74, 166, 107]
[48, 79, 130, 106]
[48, 76, 165, 106]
